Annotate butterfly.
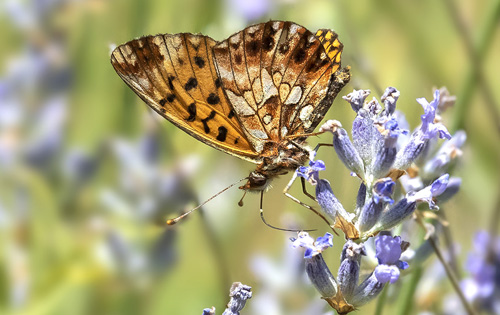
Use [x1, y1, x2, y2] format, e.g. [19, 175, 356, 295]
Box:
[111, 21, 350, 198]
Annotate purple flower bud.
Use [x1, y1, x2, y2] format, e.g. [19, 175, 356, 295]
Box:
[343, 89, 371, 113]
[435, 177, 461, 203]
[422, 130, 466, 178]
[381, 87, 400, 116]
[460, 231, 500, 312]
[328, 122, 365, 176]
[394, 90, 453, 170]
[366, 98, 383, 116]
[350, 273, 384, 306]
[338, 240, 366, 300]
[358, 179, 394, 233]
[203, 307, 215, 315]
[352, 113, 383, 166]
[316, 179, 347, 221]
[371, 198, 417, 233]
[291, 232, 337, 298]
[305, 254, 337, 298]
[393, 131, 426, 170]
[370, 133, 398, 178]
[374, 264, 402, 284]
[358, 200, 384, 234]
[356, 183, 367, 209]
[222, 282, 252, 315]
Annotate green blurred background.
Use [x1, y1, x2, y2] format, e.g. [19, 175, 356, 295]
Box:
[0, 0, 499, 314]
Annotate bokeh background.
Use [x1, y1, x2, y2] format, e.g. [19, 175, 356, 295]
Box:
[0, 0, 499, 314]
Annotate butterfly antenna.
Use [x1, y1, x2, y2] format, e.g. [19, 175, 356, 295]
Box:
[166, 177, 248, 225]
[259, 191, 316, 232]
[238, 190, 247, 207]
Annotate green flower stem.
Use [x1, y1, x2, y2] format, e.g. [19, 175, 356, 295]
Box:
[439, 210, 460, 276]
[396, 265, 422, 315]
[445, 0, 500, 133]
[415, 212, 478, 315]
[374, 284, 389, 315]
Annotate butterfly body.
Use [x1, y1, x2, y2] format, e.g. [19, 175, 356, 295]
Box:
[111, 21, 350, 192]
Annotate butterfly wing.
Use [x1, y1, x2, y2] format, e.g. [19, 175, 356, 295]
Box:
[111, 33, 261, 163]
[212, 21, 349, 150]
[214, 21, 348, 151]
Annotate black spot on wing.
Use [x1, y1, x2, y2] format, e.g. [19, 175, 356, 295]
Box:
[246, 40, 260, 56]
[166, 94, 176, 103]
[215, 78, 222, 88]
[207, 93, 220, 105]
[201, 110, 216, 134]
[168, 76, 175, 90]
[186, 103, 196, 122]
[216, 126, 228, 142]
[194, 56, 205, 68]
[184, 77, 198, 91]
[234, 54, 243, 64]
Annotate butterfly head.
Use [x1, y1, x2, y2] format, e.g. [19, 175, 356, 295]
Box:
[240, 171, 270, 191]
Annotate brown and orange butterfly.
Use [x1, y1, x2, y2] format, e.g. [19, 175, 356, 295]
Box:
[111, 21, 350, 223]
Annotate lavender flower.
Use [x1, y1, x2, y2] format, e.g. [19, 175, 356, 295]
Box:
[303, 87, 458, 239]
[291, 232, 337, 298]
[292, 233, 410, 310]
[374, 234, 409, 284]
[290, 87, 463, 313]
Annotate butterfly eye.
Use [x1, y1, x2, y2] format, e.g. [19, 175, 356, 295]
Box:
[248, 172, 268, 189]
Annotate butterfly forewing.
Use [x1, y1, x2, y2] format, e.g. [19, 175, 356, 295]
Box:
[111, 33, 261, 163]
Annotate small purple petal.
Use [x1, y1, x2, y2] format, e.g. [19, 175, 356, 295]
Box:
[397, 261, 409, 270]
[373, 178, 395, 205]
[343, 89, 371, 112]
[430, 174, 449, 196]
[291, 232, 333, 259]
[374, 264, 400, 284]
[375, 235, 403, 265]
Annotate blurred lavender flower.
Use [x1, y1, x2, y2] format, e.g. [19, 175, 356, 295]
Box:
[101, 125, 200, 221]
[98, 119, 203, 284]
[228, 0, 271, 22]
[203, 282, 252, 315]
[250, 231, 331, 315]
[459, 231, 500, 314]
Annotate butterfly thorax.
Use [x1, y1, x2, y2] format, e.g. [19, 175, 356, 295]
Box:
[241, 139, 310, 191]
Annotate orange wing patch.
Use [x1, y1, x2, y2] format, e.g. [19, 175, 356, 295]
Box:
[111, 34, 260, 163]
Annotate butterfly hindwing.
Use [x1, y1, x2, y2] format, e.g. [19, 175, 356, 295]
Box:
[111, 34, 260, 163]
[213, 21, 346, 152]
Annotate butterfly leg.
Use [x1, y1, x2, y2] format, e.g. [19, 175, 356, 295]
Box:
[301, 176, 316, 202]
[313, 143, 333, 153]
[283, 172, 336, 233]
